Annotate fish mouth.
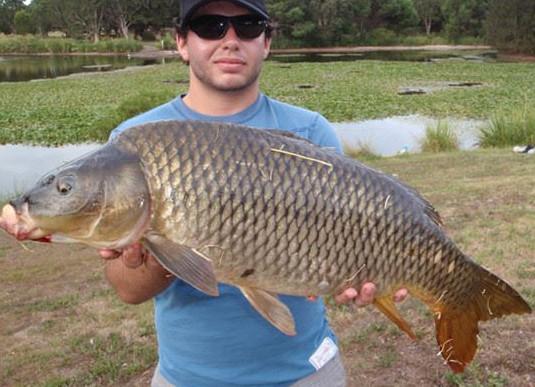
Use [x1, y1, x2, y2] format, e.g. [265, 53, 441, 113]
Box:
[0, 203, 49, 241]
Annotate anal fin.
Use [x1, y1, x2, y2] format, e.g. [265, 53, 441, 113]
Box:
[239, 286, 296, 336]
[374, 295, 416, 339]
[143, 232, 219, 296]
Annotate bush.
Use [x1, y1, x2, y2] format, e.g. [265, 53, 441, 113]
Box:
[479, 107, 535, 148]
[159, 33, 176, 50]
[367, 28, 400, 46]
[142, 30, 156, 41]
[421, 121, 459, 153]
[401, 34, 449, 46]
[0, 35, 142, 54]
[14, 10, 35, 35]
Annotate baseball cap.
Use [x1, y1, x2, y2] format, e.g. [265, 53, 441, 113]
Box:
[180, 0, 269, 27]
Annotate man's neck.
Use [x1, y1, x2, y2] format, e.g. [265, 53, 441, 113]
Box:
[182, 83, 260, 116]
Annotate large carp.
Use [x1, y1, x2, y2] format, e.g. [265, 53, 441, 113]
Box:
[0, 120, 531, 372]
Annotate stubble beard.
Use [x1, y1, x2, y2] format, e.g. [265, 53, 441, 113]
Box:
[191, 62, 262, 93]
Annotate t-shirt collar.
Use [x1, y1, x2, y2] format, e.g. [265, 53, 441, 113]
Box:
[175, 93, 264, 123]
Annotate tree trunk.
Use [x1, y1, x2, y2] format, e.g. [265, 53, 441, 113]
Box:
[425, 17, 432, 35]
[118, 15, 129, 39]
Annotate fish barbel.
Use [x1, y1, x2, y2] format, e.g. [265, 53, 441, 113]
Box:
[0, 120, 531, 372]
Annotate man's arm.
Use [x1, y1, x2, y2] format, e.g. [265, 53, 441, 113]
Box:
[101, 244, 174, 304]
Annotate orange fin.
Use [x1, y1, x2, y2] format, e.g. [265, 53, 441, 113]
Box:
[373, 295, 416, 339]
[433, 264, 532, 373]
[434, 305, 478, 373]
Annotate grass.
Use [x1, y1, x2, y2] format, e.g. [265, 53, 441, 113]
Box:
[1, 149, 534, 386]
[1, 57, 534, 385]
[331, 149, 535, 386]
[343, 142, 382, 161]
[421, 120, 459, 152]
[1, 60, 535, 144]
[0, 35, 143, 54]
[479, 106, 535, 147]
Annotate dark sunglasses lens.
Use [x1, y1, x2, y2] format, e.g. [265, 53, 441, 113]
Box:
[189, 15, 228, 39]
[189, 15, 267, 40]
[233, 16, 266, 39]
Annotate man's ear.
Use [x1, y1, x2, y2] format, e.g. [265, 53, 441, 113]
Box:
[176, 34, 189, 62]
[263, 37, 272, 60]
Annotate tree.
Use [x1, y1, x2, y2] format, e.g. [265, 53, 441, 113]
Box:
[14, 8, 33, 34]
[27, 0, 56, 36]
[442, 0, 488, 41]
[106, 0, 149, 39]
[0, 0, 24, 33]
[44, 0, 107, 41]
[413, 0, 441, 35]
[485, 0, 535, 54]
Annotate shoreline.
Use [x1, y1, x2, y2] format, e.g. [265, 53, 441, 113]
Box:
[0, 44, 494, 59]
[2, 44, 533, 61]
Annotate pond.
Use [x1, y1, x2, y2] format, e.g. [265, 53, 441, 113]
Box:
[0, 55, 166, 82]
[333, 115, 483, 156]
[0, 115, 484, 197]
[0, 143, 100, 198]
[269, 49, 497, 63]
[1, 49, 498, 82]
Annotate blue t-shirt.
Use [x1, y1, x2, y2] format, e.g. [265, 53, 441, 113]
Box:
[112, 94, 343, 387]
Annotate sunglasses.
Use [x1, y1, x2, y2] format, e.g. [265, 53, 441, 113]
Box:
[187, 14, 269, 40]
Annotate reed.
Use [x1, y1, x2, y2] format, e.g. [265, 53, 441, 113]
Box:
[421, 120, 459, 153]
[479, 107, 535, 148]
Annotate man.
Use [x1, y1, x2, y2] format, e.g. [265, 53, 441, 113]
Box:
[100, 1, 408, 386]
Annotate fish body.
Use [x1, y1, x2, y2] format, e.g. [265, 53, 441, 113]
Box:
[0, 120, 531, 372]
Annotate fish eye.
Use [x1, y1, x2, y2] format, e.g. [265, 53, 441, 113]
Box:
[56, 177, 75, 195]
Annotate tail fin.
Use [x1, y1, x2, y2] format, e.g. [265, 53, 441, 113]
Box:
[434, 265, 532, 373]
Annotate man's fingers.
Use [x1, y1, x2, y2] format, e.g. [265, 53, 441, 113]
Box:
[121, 244, 144, 268]
[99, 249, 121, 259]
[334, 287, 358, 304]
[393, 288, 409, 303]
[354, 282, 376, 307]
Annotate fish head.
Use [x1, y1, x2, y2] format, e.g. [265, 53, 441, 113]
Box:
[2, 145, 150, 248]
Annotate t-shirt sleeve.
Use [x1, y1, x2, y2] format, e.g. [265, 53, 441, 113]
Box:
[309, 114, 343, 154]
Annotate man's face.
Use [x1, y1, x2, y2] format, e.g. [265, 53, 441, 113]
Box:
[177, 1, 271, 93]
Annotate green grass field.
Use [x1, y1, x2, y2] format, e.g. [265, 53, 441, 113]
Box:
[1, 59, 534, 144]
[1, 149, 533, 386]
[0, 57, 534, 386]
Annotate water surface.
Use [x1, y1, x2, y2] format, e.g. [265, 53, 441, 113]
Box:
[0, 115, 485, 197]
[0, 55, 164, 82]
[333, 115, 483, 156]
[0, 143, 100, 198]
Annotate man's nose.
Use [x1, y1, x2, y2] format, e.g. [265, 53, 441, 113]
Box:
[221, 24, 240, 47]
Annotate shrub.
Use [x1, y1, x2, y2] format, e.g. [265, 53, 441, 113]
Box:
[479, 107, 535, 148]
[368, 28, 400, 46]
[159, 33, 176, 50]
[421, 121, 459, 153]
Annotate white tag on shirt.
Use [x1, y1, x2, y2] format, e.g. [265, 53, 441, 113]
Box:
[309, 337, 338, 371]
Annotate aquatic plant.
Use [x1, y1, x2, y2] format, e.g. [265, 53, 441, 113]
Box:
[479, 106, 535, 148]
[421, 120, 459, 153]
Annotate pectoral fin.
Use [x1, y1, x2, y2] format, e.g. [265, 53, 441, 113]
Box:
[239, 286, 296, 336]
[374, 295, 416, 339]
[144, 233, 219, 296]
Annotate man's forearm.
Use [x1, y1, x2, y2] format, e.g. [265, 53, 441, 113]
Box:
[105, 258, 174, 304]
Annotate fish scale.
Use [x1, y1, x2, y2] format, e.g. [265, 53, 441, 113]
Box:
[118, 121, 474, 298]
[3, 119, 530, 373]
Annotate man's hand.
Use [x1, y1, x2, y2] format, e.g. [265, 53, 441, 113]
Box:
[100, 243, 173, 304]
[334, 283, 408, 306]
[99, 242, 163, 271]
